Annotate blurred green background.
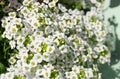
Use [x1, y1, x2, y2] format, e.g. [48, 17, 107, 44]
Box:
[100, 0, 120, 79]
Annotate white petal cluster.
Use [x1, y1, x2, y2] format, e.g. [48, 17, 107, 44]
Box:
[1, 0, 110, 79]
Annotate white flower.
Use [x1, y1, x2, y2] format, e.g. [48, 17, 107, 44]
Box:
[93, 64, 98, 71]
[82, 55, 87, 62]
[94, 46, 104, 53]
[13, 33, 21, 40]
[59, 20, 67, 27]
[96, 36, 104, 42]
[23, 0, 31, 6]
[14, 67, 23, 76]
[99, 56, 106, 64]
[5, 72, 14, 79]
[66, 21, 73, 28]
[95, 24, 102, 31]
[43, 0, 49, 4]
[9, 57, 16, 64]
[13, 18, 21, 25]
[10, 26, 18, 33]
[30, 59, 37, 67]
[16, 36, 25, 46]
[9, 40, 16, 49]
[44, 63, 54, 70]
[8, 12, 16, 18]
[20, 7, 30, 16]
[0, 74, 5, 79]
[33, 53, 43, 63]
[36, 69, 45, 76]
[21, 28, 29, 36]
[87, 47, 93, 54]
[19, 47, 29, 54]
[59, 45, 68, 54]
[7, 65, 15, 72]
[31, 19, 40, 29]
[43, 53, 50, 62]
[21, 53, 28, 62]
[30, 35, 37, 41]
[72, 19, 77, 25]
[87, 54, 92, 61]
[70, 74, 78, 79]
[72, 65, 80, 74]
[65, 72, 72, 78]
[48, 1, 56, 8]
[43, 70, 51, 78]
[3, 32, 13, 40]
[56, 32, 64, 39]
[58, 4, 67, 12]
[105, 54, 111, 64]
[85, 24, 92, 30]
[71, 42, 78, 50]
[53, 38, 59, 46]
[32, 2, 40, 9]
[46, 46, 55, 54]
[33, 31, 43, 36]
[34, 46, 42, 53]
[100, 31, 106, 37]
[45, 18, 52, 25]
[91, 52, 98, 58]
[85, 68, 93, 78]
[27, 43, 35, 52]
[98, 73, 102, 79]
[45, 26, 53, 34]
[23, 63, 31, 73]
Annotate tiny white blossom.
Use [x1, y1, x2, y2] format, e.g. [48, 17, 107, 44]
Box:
[43, 70, 51, 78]
[59, 45, 68, 54]
[72, 65, 80, 74]
[46, 46, 55, 54]
[36, 69, 45, 76]
[9, 57, 16, 64]
[33, 53, 43, 63]
[23, 63, 31, 73]
[44, 63, 54, 70]
[20, 7, 30, 16]
[5, 72, 14, 79]
[8, 12, 16, 18]
[85, 68, 93, 79]
[9, 40, 16, 49]
[30, 59, 37, 67]
[65, 72, 72, 78]
[48, 2, 56, 8]
[23, 0, 31, 6]
[43, 0, 49, 4]
[43, 53, 50, 62]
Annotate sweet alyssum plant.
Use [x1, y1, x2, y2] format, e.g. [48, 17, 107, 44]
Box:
[0, 0, 110, 79]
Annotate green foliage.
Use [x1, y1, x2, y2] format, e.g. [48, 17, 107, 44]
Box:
[0, 63, 6, 74]
[14, 76, 24, 79]
[50, 69, 59, 79]
[0, 1, 12, 74]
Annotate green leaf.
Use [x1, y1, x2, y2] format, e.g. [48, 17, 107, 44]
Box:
[0, 62, 6, 74]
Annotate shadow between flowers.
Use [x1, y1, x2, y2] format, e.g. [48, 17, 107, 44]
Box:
[109, 0, 120, 8]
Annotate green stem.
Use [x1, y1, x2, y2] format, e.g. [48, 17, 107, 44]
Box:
[3, 43, 10, 58]
[3, 42, 6, 58]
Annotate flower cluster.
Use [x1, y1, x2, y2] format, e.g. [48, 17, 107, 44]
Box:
[0, 0, 110, 79]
